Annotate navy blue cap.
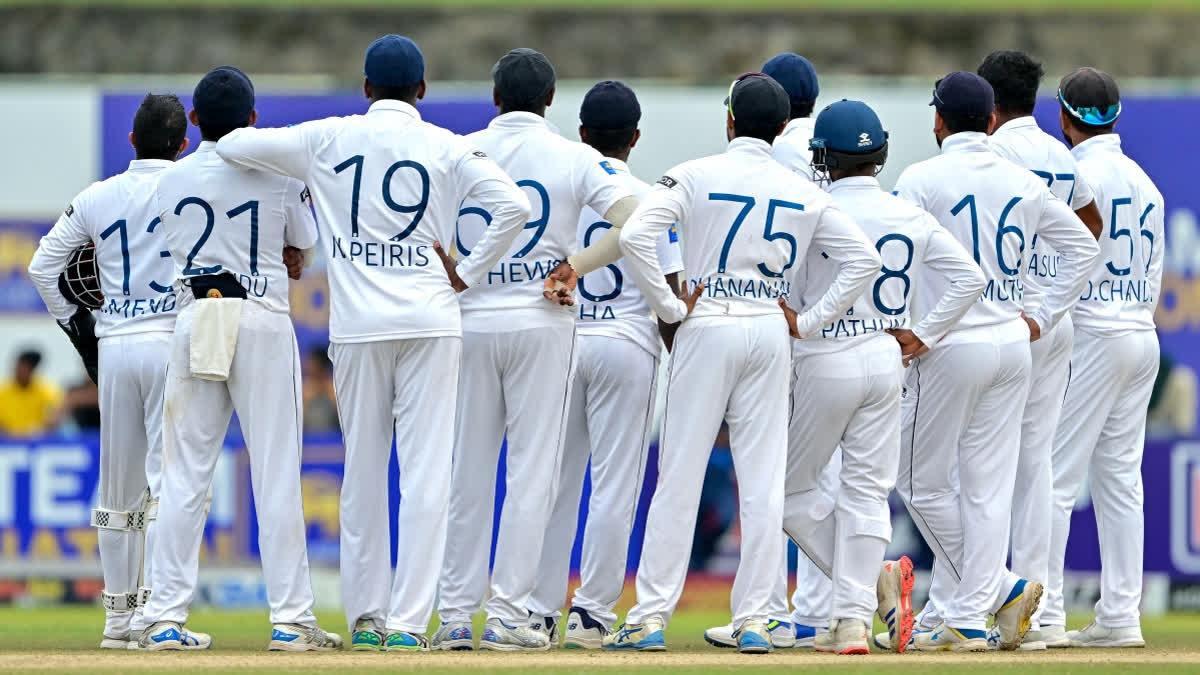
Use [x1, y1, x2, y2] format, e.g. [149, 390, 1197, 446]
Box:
[193, 66, 254, 130]
[580, 81, 640, 130]
[762, 53, 819, 105]
[364, 34, 425, 88]
[493, 48, 556, 108]
[725, 73, 790, 129]
[812, 99, 887, 154]
[931, 71, 994, 120]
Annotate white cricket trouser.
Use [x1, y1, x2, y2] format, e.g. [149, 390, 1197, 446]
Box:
[896, 325, 1031, 630]
[96, 332, 169, 636]
[528, 334, 658, 630]
[780, 453, 840, 626]
[1043, 328, 1159, 629]
[333, 336, 461, 634]
[439, 323, 577, 625]
[144, 302, 317, 627]
[628, 314, 789, 630]
[783, 337, 902, 625]
[1013, 313, 1073, 628]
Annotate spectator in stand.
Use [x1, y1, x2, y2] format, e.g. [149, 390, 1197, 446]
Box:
[0, 350, 63, 437]
[64, 374, 101, 431]
[303, 347, 340, 433]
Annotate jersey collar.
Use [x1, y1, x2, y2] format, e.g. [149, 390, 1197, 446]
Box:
[728, 136, 773, 157]
[127, 159, 173, 173]
[939, 131, 990, 155]
[196, 140, 218, 153]
[827, 175, 880, 193]
[781, 116, 815, 137]
[992, 116, 1039, 136]
[367, 99, 421, 120]
[489, 111, 555, 132]
[1070, 133, 1123, 161]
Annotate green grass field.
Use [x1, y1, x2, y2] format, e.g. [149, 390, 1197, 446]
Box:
[3, 605, 1199, 673]
[3, 0, 1200, 11]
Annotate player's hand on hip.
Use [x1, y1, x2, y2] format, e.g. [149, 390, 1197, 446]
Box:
[543, 261, 577, 306]
[681, 280, 705, 317]
[433, 241, 468, 293]
[777, 297, 801, 339]
[283, 246, 304, 280]
[886, 328, 929, 368]
[1021, 312, 1042, 343]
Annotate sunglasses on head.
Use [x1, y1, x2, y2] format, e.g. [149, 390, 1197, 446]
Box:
[724, 72, 770, 120]
[1057, 89, 1121, 126]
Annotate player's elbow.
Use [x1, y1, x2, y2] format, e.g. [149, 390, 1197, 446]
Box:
[965, 266, 987, 295]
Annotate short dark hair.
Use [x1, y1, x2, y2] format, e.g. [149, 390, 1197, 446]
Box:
[940, 110, 991, 135]
[198, 119, 250, 143]
[370, 81, 421, 104]
[498, 95, 547, 115]
[132, 94, 187, 160]
[733, 118, 782, 144]
[17, 350, 41, 369]
[978, 50, 1044, 116]
[581, 126, 637, 155]
[790, 101, 815, 120]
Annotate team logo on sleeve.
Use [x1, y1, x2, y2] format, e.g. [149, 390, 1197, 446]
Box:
[64, 204, 75, 217]
[657, 175, 678, 189]
[600, 160, 618, 175]
[668, 223, 679, 243]
[472, 150, 488, 158]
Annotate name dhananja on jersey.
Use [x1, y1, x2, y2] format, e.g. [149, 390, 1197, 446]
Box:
[988, 116, 1096, 315]
[456, 112, 635, 330]
[216, 100, 528, 343]
[28, 160, 178, 338]
[772, 117, 816, 182]
[1070, 134, 1164, 337]
[895, 132, 1098, 340]
[156, 142, 317, 314]
[575, 158, 684, 357]
[620, 137, 878, 332]
[791, 176, 983, 355]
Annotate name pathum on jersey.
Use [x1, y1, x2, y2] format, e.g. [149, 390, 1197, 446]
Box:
[155, 142, 317, 315]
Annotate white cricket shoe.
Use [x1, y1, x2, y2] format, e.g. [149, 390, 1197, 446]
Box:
[431, 621, 474, 651]
[1066, 621, 1145, 648]
[987, 625, 1047, 651]
[268, 623, 343, 651]
[529, 614, 559, 647]
[101, 631, 131, 650]
[479, 618, 551, 651]
[993, 578, 1043, 650]
[703, 619, 797, 649]
[1042, 624, 1070, 648]
[603, 618, 667, 651]
[911, 623, 988, 652]
[563, 607, 608, 649]
[814, 619, 870, 655]
[876, 557, 915, 654]
[734, 620, 772, 654]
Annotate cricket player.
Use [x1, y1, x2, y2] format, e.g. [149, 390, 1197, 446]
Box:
[139, 67, 340, 651]
[436, 48, 640, 651]
[703, 51, 837, 650]
[526, 81, 684, 649]
[604, 73, 881, 654]
[27, 94, 212, 650]
[1042, 68, 1163, 649]
[216, 36, 531, 652]
[892, 72, 1099, 652]
[777, 99, 987, 655]
[976, 49, 1105, 651]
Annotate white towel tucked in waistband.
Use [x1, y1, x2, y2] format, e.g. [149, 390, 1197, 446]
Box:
[189, 298, 243, 381]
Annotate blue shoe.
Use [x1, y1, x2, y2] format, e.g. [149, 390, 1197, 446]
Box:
[795, 623, 826, 648]
[602, 618, 666, 651]
[735, 620, 772, 654]
[432, 621, 473, 651]
[351, 618, 384, 651]
[384, 630, 429, 651]
[138, 621, 183, 651]
[912, 623, 988, 652]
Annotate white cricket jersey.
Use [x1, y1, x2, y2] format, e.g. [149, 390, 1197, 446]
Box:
[217, 100, 530, 343]
[773, 117, 816, 181]
[28, 160, 178, 337]
[1070, 134, 1164, 337]
[988, 116, 1096, 317]
[619, 137, 880, 331]
[791, 176, 985, 355]
[155, 142, 317, 314]
[575, 158, 685, 357]
[455, 112, 636, 331]
[895, 132, 1099, 342]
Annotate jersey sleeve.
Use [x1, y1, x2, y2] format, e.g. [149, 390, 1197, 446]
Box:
[283, 178, 319, 250]
[216, 122, 323, 182]
[1067, 157, 1096, 211]
[618, 166, 694, 323]
[575, 146, 637, 218]
[910, 214, 987, 346]
[1025, 193, 1101, 333]
[655, 223, 685, 276]
[791, 203, 882, 338]
[893, 167, 927, 210]
[28, 189, 97, 321]
[453, 141, 532, 288]
[773, 137, 814, 181]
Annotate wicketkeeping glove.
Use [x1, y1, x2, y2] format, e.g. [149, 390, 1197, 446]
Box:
[59, 306, 99, 385]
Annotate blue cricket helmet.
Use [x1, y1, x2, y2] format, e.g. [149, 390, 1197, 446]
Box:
[809, 99, 889, 178]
